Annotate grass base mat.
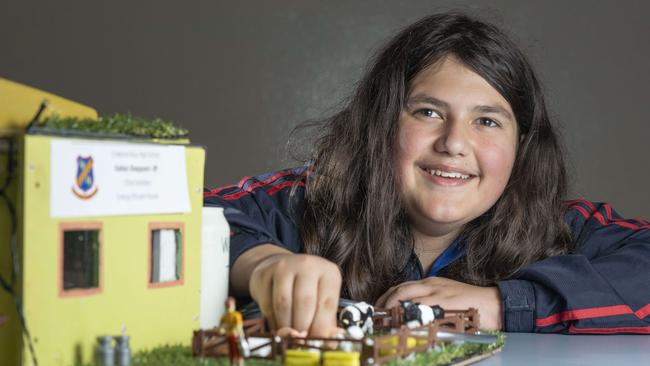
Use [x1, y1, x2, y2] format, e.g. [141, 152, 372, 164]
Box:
[81, 332, 504, 366]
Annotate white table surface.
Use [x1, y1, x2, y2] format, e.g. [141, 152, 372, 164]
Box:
[477, 333, 650, 365]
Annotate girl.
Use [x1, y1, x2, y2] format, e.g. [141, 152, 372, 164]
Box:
[204, 12, 650, 336]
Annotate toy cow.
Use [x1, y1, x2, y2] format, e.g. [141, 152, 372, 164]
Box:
[400, 300, 445, 329]
[338, 301, 374, 339]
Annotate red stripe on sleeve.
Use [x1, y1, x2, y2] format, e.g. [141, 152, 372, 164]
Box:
[566, 201, 650, 230]
[569, 325, 650, 334]
[536, 305, 634, 327]
[220, 170, 303, 200]
[565, 199, 596, 211]
[204, 185, 237, 198]
[569, 205, 591, 220]
[601, 203, 650, 229]
[266, 180, 304, 196]
[593, 212, 650, 230]
[237, 175, 254, 188]
[221, 190, 250, 201]
[635, 304, 650, 319]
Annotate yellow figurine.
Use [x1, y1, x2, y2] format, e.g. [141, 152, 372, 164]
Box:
[219, 296, 249, 366]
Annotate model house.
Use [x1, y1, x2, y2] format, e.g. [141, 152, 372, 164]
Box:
[0, 78, 228, 366]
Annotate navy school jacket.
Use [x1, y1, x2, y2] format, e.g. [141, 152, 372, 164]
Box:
[204, 166, 650, 334]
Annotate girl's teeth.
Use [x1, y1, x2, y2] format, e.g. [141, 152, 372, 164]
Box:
[427, 169, 470, 179]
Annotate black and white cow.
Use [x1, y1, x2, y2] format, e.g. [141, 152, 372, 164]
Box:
[400, 300, 445, 329]
[338, 301, 374, 339]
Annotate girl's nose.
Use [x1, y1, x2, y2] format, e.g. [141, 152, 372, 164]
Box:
[433, 119, 469, 157]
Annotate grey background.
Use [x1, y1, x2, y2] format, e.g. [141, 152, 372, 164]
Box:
[2, 0, 648, 218]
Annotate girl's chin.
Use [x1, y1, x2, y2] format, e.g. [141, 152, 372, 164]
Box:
[412, 214, 468, 236]
[422, 208, 466, 224]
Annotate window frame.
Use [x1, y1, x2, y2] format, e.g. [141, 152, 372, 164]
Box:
[147, 222, 185, 289]
[58, 222, 103, 298]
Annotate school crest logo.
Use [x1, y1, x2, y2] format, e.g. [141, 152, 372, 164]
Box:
[72, 156, 98, 199]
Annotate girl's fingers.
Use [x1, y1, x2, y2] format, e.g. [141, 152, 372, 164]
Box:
[309, 272, 341, 337]
[411, 296, 442, 307]
[383, 282, 437, 308]
[272, 271, 296, 329]
[291, 273, 319, 333]
[376, 280, 421, 307]
[251, 270, 277, 331]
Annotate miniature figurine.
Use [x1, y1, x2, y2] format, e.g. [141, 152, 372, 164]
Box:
[400, 300, 444, 329]
[338, 301, 374, 339]
[218, 296, 249, 366]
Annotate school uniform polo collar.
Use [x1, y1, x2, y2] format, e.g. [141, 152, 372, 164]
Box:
[427, 236, 465, 277]
[407, 236, 466, 280]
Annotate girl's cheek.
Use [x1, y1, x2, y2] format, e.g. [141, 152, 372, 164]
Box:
[480, 140, 517, 187]
[396, 125, 415, 163]
[398, 121, 429, 156]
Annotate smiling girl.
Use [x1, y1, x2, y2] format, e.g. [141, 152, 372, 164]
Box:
[205, 13, 650, 336]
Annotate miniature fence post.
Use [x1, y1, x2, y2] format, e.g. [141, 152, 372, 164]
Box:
[459, 313, 466, 332]
[373, 336, 381, 365]
[470, 307, 480, 332]
[398, 326, 407, 357]
[270, 335, 276, 359]
[361, 337, 375, 366]
[281, 336, 290, 363]
[391, 306, 401, 329]
[428, 321, 437, 347]
[192, 330, 202, 356]
[272, 335, 283, 360]
[258, 317, 268, 334]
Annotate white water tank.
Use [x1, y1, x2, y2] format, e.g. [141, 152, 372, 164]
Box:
[200, 206, 230, 329]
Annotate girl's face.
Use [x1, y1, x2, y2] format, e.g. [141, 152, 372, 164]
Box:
[396, 56, 518, 238]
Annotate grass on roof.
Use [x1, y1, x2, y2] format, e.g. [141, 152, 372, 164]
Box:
[40, 114, 188, 139]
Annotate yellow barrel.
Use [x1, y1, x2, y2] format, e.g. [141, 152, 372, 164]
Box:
[322, 350, 360, 366]
[378, 336, 418, 356]
[284, 349, 321, 366]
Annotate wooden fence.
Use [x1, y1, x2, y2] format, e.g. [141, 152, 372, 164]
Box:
[372, 307, 479, 333]
[193, 307, 480, 364]
[192, 318, 277, 360]
[366, 322, 438, 365]
[436, 308, 480, 333]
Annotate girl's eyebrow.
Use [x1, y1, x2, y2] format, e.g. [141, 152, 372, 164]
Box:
[472, 105, 514, 122]
[406, 95, 450, 109]
[407, 94, 514, 121]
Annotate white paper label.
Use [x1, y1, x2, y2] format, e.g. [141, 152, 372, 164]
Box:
[50, 139, 191, 218]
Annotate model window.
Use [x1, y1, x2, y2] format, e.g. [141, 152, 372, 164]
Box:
[150, 228, 182, 283]
[63, 230, 100, 290]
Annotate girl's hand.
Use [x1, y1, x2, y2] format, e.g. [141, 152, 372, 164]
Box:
[375, 277, 503, 330]
[249, 253, 342, 337]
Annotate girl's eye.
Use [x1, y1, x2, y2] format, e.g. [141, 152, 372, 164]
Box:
[477, 117, 499, 128]
[415, 109, 441, 119]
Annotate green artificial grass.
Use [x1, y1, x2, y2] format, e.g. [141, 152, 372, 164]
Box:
[38, 114, 189, 139]
[384, 332, 505, 366]
[130, 344, 219, 366]
[80, 332, 504, 366]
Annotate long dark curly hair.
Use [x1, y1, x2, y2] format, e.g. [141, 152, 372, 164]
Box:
[297, 12, 574, 302]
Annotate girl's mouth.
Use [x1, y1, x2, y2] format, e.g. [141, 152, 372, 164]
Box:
[421, 167, 476, 186]
[424, 168, 471, 180]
